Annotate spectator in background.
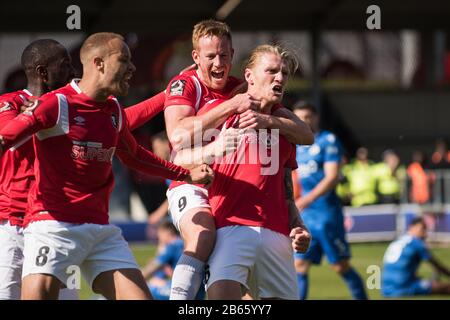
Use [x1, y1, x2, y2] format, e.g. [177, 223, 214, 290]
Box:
[430, 138, 450, 170]
[382, 217, 450, 297]
[344, 147, 378, 207]
[373, 149, 406, 204]
[407, 151, 431, 205]
[147, 131, 171, 226]
[336, 154, 352, 206]
[141, 221, 184, 300]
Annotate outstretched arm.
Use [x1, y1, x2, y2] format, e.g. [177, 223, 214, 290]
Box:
[165, 93, 259, 151]
[125, 91, 165, 131]
[237, 107, 314, 145]
[0, 96, 58, 156]
[429, 255, 450, 277]
[116, 123, 214, 185]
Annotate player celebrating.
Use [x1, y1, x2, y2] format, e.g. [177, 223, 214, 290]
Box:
[0, 39, 79, 300]
[293, 102, 368, 300]
[382, 217, 450, 297]
[0, 32, 212, 300]
[164, 19, 312, 300]
[198, 44, 312, 299]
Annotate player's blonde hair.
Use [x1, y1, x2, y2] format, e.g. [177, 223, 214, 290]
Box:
[80, 32, 124, 64]
[192, 20, 232, 50]
[245, 44, 299, 76]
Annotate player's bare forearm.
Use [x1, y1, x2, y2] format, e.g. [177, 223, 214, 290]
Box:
[285, 168, 306, 229]
[271, 108, 314, 145]
[148, 200, 169, 225]
[173, 142, 218, 168]
[141, 261, 163, 280]
[166, 101, 236, 151]
[430, 256, 450, 277]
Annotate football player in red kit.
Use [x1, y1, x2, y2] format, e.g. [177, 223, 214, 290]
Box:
[0, 32, 213, 300]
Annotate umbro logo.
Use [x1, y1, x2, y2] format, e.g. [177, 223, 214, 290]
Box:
[74, 116, 85, 126]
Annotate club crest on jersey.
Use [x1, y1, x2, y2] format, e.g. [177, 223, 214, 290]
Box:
[0, 102, 11, 113]
[111, 114, 118, 129]
[309, 144, 321, 156]
[22, 99, 40, 116]
[74, 116, 85, 126]
[169, 79, 186, 96]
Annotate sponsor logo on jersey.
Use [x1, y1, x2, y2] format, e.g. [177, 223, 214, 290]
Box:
[71, 140, 115, 162]
[0, 102, 11, 113]
[298, 160, 318, 177]
[22, 99, 40, 116]
[169, 79, 186, 96]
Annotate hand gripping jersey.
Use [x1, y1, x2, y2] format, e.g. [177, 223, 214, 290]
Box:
[207, 100, 297, 236]
[164, 69, 241, 191]
[0, 81, 79, 226]
[0, 82, 189, 226]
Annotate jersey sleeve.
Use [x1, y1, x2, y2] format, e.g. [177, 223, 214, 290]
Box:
[0, 94, 59, 149]
[323, 133, 342, 163]
[164, 75, 198, 111]
[156, 243, 175, 265]
[0, 96, 21, 131]
[115, 118, 190, 181]
[125, 91, 165, 131]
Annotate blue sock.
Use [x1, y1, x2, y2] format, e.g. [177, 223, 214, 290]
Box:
[341, 268, 368, 300]
[297, 272, 308, 300]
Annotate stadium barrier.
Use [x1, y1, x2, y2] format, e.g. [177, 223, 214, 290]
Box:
[113, 203, 450, 243]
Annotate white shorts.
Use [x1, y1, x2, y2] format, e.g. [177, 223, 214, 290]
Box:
[206, 226, 299, 300]
[166, 184, 210, 231]
[0, 220, 24, 300]
[23, 221, 139, 289]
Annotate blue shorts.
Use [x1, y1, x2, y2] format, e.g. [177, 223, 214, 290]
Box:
[295, 219, 350, 265]
[382, 279, 432, 297]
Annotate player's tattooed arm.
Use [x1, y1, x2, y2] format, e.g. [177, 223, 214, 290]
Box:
[286, 168, 311, 253]
[285, 168, 307, 229]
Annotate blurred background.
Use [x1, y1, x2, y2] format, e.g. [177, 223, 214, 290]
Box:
[1, 0, 449, 298]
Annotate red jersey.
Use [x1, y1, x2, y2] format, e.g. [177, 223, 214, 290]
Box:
[207, 101, 297, 236]
[0, 82, 79, 226]
[0, 83, 189, 226]
[124, 91, 165, 131]
[164, 69, 241, 190]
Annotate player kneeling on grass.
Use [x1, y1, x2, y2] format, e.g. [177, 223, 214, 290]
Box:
[382, 217, 450, 297]
[141, 221, 205, 300]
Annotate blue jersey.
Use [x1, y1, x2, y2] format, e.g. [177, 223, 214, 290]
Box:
[295, 130, 342, 215]
[382, 235, 431, 291]
[155, 238, 184, 278]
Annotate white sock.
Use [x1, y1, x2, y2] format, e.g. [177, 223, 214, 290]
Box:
[170, 254, 204, 300]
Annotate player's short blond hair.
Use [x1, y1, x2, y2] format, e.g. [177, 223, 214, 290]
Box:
[80, 32, 124, 64]
[192, 20, 232, 50]
[246, 44, 299, 76]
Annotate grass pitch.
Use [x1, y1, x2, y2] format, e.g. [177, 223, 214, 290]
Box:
[78, 242, 450, 300]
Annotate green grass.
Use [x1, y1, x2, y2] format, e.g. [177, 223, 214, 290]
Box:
[78, 242, 450, 300]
